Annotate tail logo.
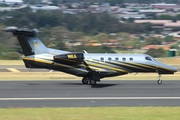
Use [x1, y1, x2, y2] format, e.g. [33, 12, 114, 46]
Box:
[33, 40, 40, 47]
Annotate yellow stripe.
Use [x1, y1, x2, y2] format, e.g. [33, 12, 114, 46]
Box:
[7, 68, 21, 72]
[129, 62, 172, 72]
[23, 57, 53, 64]
[86, 61, 128, 73]
[88, 66, 107, 71]
[111, 61, 148, 71]
[54, 62, 87, 72]
[90, 59, 132, 72]
[23, 57, 87, 73]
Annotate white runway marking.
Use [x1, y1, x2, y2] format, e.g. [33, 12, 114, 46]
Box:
[0, 97, 180, 100]
[7, 68, 21, 72]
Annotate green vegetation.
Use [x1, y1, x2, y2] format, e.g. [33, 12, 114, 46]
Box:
[22, 0, 180, 4]
[0, 107, 180, 120]
[0, 52, 21, 60]
[2, 8, 152, 34]
[124, 0, 180, 3]
[0, 6, 179, 59]
[145, 48, 167, 58]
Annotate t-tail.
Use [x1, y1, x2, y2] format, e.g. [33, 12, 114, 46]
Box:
[6, 28, 49, 56]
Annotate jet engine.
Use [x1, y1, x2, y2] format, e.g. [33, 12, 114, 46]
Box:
[53, 52, 84, 64]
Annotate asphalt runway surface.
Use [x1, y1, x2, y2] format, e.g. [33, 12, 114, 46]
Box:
[0, 80, 180, 107]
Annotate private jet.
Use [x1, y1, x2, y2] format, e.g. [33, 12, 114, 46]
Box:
[6, 28, 177, 85]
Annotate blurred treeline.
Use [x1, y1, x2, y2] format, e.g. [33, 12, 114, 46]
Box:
[119, 0, 180, 3]
[0, 7, 152, 59]
[23, 0, 180, 4]
[0, 7, 178, 59]
[2, 7, 152, 34]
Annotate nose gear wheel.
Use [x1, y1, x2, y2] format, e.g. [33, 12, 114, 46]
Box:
[157, 73, 162, 84]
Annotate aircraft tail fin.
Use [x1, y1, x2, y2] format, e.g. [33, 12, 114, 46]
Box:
[6, 28, 48, 56]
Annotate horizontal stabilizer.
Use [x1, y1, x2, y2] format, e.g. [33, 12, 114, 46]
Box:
[6, 28, 36, 37]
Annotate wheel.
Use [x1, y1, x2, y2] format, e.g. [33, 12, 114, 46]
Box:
[90, 79, 96, 85]
[82, 77, 89, 84]
[157, 80, 162, 84]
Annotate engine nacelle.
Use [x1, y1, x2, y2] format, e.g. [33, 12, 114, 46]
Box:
[53, 52, 84, 64]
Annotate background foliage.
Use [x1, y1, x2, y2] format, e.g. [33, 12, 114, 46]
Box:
[0, 5, 178, 59]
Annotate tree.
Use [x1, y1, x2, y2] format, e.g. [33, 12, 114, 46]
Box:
[156, 15, 173, 20]
[164, 36, 176, 42]
[23, 0, 41, 4]
[37, 13, 59, 27]
[94, 33, 109, 43]
[170, 44, 179, 49]
[106, 0, 124, 6]
[145, 48, 166, 58]
[145, 37, 163, 45]
[52, 0, 59, 5]
[0, 52, 21, 60]
[175, 14, 180, 20]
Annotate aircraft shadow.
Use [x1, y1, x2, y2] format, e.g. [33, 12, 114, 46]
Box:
[91, 84, 118, 88]
[26, 81, 118, 88]
[58, 82, 118, 88]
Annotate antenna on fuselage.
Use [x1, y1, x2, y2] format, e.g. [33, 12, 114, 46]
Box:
[83, 50, 88, 54]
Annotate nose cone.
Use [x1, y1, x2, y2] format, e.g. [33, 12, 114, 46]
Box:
[171, 66, 178, 73]
[156, 61, 177, 74]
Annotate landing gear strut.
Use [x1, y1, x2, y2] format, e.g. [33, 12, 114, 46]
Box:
[157, 74, 162, 84]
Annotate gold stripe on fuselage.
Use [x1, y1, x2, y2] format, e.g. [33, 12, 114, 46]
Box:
[23, 57, 87, 72]
[85, 60, 128, 73]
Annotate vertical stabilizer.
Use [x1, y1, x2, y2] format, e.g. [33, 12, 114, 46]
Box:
[6, 28, 48, 56]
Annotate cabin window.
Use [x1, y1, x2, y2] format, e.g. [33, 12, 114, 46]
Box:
[122, 57, 126, 61]
[129, 58, 133, 61]
[145, 56, 152, 61]
[115, 57, 119, 61]
[100, 57, 105, 62]
[108, 57, 112, 61]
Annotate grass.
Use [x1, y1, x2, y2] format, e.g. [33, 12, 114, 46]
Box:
[0, 72, 180, 80]
[0, 60, 24, 65]
[156, 57, 180, 65]
[0, 107, 180, 120]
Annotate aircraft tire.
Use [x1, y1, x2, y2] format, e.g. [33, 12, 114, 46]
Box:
[157, 80, 162, 84]
[82, 77, 89, 84]
[90, 79, 96, 85]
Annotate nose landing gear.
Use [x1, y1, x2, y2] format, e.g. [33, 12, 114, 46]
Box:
[157, 74, 162, 84]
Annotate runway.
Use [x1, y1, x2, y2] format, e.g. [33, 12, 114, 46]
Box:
[0, 80, 180, 107]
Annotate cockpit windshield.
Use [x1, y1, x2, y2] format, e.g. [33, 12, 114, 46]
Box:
[145, 56, 152, 61]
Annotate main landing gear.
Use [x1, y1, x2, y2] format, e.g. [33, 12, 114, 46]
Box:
[157, 74, 162, 84]
[82, 77, 97, 85]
